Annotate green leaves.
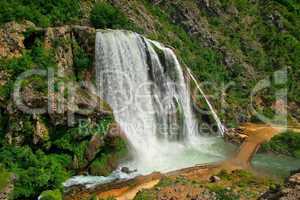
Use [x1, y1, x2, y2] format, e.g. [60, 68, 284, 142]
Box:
[90, 2, 129, 29]
[0, 146, 71, 199]
[0, 0, 81, 27]
[261, 131, 300, 158]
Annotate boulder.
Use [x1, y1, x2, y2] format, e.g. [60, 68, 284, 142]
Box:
[210, 175, 221, 183]
[224, 128, 248, 144]
[85, 134, 104, 162]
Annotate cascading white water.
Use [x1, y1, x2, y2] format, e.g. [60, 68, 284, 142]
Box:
[186, 68, 226, 135]
[95, 30, 230, 173]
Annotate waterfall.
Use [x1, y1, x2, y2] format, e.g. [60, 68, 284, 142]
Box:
[186, 68, 226, 136]
[95, 30, 226, 173]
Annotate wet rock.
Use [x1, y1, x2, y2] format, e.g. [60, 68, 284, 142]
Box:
[224, 128, 248, 144]
[85, 134, 104, 162]
[121, 167, 137, 174]
[210, 175, 221, 183]
[121, 167, 131, 174]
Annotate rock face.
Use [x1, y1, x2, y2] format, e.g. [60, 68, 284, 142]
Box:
[33, 117, 49, 145]
[85, 134, 104, 162]
[44, 26, 74, 76]
[0, 21, 35, 59]
[259, 172, 300, 200]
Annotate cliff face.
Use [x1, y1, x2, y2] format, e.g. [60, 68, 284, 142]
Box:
[0, 21, 127, 199]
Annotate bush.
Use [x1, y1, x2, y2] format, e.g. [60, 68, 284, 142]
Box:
[39, 189, 62, 200]
[90, 2, 129, 29]
[73, 43, 92, 80]
[261, 131, 300, 158]
[0, 146, 72, 199]
[0, 0, 81, 27]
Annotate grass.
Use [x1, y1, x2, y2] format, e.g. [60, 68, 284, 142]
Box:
[0, 165, 11, 191]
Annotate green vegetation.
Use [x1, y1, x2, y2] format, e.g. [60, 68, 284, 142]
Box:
[209, 186, 240, 200]
[140, 0, 300, 125]
[39, 189, 62, 200]
[90, 2, 129, 29]
[0, 116, 122, 199]
[261, 131, 300, 158]
[134, 170, 277, 200]
[73, 42, 92, 80]
[0, 0, 81, 27]
[0, 165, 11, 191]
[0, 146, 71, 199]
[0, 39, 55, 101]
[90, 136, 128, 176]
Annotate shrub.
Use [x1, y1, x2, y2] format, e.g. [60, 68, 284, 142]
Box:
[0, 146, 72, 199]
[0, 0, 82, 27]
[261, 131, 300, 158]
[39, 189, 62, 200]
[73, 42, 92, 80]
[90, 2, 129, 29]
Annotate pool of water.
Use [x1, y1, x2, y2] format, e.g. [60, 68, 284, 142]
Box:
[120, 136, 237, 175]
[252, 153, 300, 177]
[64, 136, 237, 188]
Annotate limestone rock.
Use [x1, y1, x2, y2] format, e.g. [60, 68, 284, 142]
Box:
[85, 134, 104, 162]
[0, 21, 35, 59]
[210, 175, 221, 183]
[289, 173, 300, 185]
[33, 117, 49, 144]
[224, 128, 248, 144]
[44, 26, 74, 77]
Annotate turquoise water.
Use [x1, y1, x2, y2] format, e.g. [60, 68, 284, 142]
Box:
[120, 136, 237, 174]
[252, 153, 300, 177]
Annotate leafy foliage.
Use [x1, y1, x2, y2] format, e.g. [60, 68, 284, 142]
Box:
[90, 2, 129, 29]
[39, 189, 62, 200]
[0, 146, 71, 199]
[0, 39, 55, 101]
[0, 0, 81, 27]
[261, 131, 300, 158]
[73, 42, 92, 79]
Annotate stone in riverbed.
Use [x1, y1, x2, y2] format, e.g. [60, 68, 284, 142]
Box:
[209, 175, 221, 183]
[121, 167, 137, 174]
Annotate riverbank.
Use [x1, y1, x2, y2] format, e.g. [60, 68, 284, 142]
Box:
[64, 123, 300, 199]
